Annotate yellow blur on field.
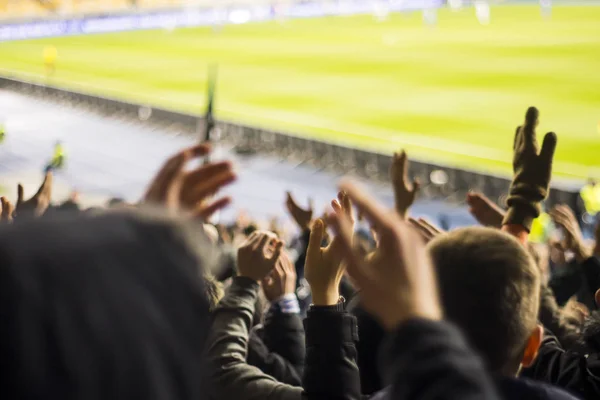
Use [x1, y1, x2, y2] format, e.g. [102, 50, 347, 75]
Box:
[43, 46, 58, 64]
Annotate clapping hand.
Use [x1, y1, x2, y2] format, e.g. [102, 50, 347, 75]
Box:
[262, 250, 297, 302]
[16, 171, 53, 218]
[285, 191, 313, 231]
[305, 191, 353, 305]
[144, 144, 235, 220]
[328, 180, 442, 330]
[237, 231, 283, 281]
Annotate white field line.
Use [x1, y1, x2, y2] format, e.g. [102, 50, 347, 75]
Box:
[0, 67, 590, 180]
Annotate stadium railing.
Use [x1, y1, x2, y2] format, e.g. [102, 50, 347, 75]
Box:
[0, 75, 582, 216]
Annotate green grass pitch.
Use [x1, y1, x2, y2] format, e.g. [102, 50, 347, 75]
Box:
[1, 5, 599, 180]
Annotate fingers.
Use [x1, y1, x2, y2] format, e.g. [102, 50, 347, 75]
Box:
[194, 196, 231, 220]
[331, 199, 342, 214]
[183, 161, 232, 188]
[412, 178, 421, 195]
[0, 196, 14, 222]
[341, 191, 352, 216]
[399, 150, 408, 181]
[339, 180, 390, 233]
[182, 164, 236, 206]
[17, 184, 24, 206]
[270, 240, 284, 262]
[513, 125, 521, 151]
[522, 106, 539, 154]
[146, 144, 211, 202]
[328, 210, 370, 285]
[307, 218, 325, 259]
[418, 217, 443, 235]
[35, 171, 53, 197]
[409, 218, 435, 242]
[254, 233, 272, 252]
[540, 131, 557, 165]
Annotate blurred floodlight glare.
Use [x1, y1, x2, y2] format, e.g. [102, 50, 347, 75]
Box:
[229, 10, 252, 24]
[431, 170, 449, 186]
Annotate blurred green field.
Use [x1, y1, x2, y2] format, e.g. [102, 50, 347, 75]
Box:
[1, 5, 599, 179]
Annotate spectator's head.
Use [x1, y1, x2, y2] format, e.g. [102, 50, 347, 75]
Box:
[0, 210, 219, 400]
[428, 227, 542, 376]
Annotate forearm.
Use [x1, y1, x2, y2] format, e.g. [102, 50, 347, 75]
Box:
[538, 286, 580, 349]
[206, 276, 302, 400]
[382, 319, 500, 400]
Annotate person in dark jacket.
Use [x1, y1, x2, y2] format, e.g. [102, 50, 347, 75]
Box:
[427, 227, 580, 399]
[327, 180, 503, 400]
[247, 249, 306, 385]
[204, 228, 361, 400]
[0, 210, 219, 400]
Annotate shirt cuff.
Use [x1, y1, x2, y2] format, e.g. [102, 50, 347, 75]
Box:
[271, 293, 301, 314]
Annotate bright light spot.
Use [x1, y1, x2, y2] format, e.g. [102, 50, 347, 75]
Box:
[229, 10, 251, 24]
[430, 170, 449, 185]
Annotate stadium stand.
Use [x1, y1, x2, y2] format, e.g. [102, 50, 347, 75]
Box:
[0, 0, 300, 20]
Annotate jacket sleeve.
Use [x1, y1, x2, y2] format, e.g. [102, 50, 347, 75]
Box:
[261, 303, 306, 376]
[380, 318, 500, 400]
[247, 329, 302, 386]
[205, 276, 302, 400]
[302, 304, 362, 400]
[520, 331, 600, 398]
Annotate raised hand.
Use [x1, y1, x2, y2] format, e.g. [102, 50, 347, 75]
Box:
[262, 250, 297, 302]
[304, 191, 354, 305]
[390, 150, 420, 219]
[550, 204, 590, 263]
[144, 144, 235, 220]
[504, 107, 557, 231]
[1, 196, 14, 223]
[16, 171, 53, 218]
[329, 180, 442, 330]
[237, 231, 283, 281]
[285, 191, 313, 230]
[466, 192, 506, 229]
[409, 217, 445, 243]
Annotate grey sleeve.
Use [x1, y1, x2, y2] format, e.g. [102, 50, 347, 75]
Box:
[205, 276, 303, 400]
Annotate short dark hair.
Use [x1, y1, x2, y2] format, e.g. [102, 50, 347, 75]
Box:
[428, 227, 540, 374]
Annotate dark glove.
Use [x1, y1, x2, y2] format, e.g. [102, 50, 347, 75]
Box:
[503, 107, 557, 232]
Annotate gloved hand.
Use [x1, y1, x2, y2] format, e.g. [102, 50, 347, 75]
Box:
[503, 107, 557, 232]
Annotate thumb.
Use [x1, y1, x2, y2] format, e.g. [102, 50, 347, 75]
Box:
[412, 178, 421, 195]
[540, 131, 557, 165]
[17, 184, 24, 205]
[307, 218, 325, 259]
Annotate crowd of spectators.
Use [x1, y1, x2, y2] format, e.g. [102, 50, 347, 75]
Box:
[1, 106, 599, 399]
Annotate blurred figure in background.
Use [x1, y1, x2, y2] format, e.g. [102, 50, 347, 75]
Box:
[579, 178, 600, 234]
[43, 45, 57, 77]
[0, 119, 5, 144]
[46, 141, 66, 172]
